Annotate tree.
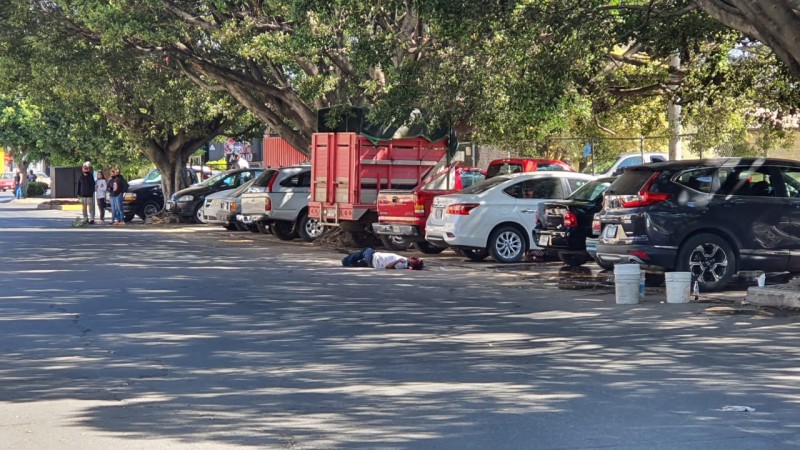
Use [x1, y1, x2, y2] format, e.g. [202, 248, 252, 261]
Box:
[694, 0, 800, 79]
[0, 2, 261, 200]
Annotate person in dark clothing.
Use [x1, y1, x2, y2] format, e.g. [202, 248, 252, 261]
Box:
[108, 168, 128, 225]
[76, 162, 96, 224]
[13, 168, 23, 199]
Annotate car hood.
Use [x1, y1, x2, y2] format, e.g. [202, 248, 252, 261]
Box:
[127, 182, 161, 192]
[174, 184, 216, 198]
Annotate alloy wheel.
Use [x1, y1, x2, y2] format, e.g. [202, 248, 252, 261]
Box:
[688, 243, 728, 284]
[494, 230, 523, 261]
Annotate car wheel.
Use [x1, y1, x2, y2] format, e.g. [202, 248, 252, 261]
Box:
[194, 205, 206, 224]
[416, 240, 447, 254]
[457, 247, 489, 261]
[256, 222, 271, 234]
[559, 252, 590, 267]
[380, 234, 413, 251]
[138, 202, 160, 220]
[297, 211, 324, 242]
[271, 220, 298, 240]
[247, 224, 260, 233]
[225, 223, 238, 231]
[488, 226, 527, 263]
[234, 222, 248, 232]
[677, 233, 736, 292]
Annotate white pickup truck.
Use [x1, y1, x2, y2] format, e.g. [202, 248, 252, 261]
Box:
[236, 164, 324, 241]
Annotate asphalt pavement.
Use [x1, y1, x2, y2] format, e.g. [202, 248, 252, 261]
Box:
[2, 192, 800, 449]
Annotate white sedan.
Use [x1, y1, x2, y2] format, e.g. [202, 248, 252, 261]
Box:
[425, 171, 597, 263]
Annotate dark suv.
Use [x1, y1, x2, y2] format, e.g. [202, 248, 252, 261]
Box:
[166, 168, 263, 223]
[595, 158, 800, 291]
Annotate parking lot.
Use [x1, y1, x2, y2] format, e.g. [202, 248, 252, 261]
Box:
[3, 194, 800, 449]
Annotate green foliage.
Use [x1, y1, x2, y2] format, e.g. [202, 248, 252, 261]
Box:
[26, 181, 48, 197]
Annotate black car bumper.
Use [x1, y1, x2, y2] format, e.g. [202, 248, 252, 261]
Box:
[594, 243, 678, 270]
[166, 200, 201, 217]
[535, 229, 586, 251]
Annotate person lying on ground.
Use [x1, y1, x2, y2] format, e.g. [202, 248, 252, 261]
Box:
[341, 247, 424, 270]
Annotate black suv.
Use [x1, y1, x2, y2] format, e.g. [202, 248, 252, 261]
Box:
[166, 168, 263, 223]
[595, 158, 800, 291]
[122, 168, 200, 222]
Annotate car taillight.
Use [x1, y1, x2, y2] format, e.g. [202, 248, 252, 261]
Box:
[563, 211, 578, 228]
[591, 217, 601, 236]
[266, 174, 278, 193]
[619, 172, 671, 208]
[264, 197, 272, 212]
[414, 200, 425, 216]
[446, 203, 479, 215]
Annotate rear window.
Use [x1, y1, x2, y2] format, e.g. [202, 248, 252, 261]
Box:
[486, 163, 523, 178]
[460, 176, 509, 194]
[536, 163, 568, 171]
[606, 170, 655, 195]
[569, 179, 613, 201]
[675, 168, 715, 193]
[251, 169, 278, 188]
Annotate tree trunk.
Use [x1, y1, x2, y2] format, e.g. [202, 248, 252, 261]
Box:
[695, 1, 800, 79]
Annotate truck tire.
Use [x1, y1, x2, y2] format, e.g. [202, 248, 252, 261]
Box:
[272, 220, 298, 240]
[297, 211, 324, 242]
[416, 240, 446, 254]
[380, 235, 413, 251]
[234, 222, 248, 232]
[247, 224, 260, 233]
[141, 202, 161, 219]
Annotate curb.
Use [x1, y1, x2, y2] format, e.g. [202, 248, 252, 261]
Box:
[746, 285, 800, 309]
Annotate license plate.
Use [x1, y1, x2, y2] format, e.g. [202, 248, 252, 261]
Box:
[434, 208, 443, 220]
[604, 224, 618, 238]
[537, 234, 550, 247]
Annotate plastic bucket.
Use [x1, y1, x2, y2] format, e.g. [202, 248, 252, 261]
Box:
[614, 264, 641, 305]
[665, 272, 692, 304]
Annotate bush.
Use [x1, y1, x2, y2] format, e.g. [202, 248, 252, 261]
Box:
[26, 181, 48, 197]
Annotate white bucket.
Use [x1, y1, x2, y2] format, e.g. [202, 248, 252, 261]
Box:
[614, 264, 641, 305]
[665, 272, 692, 303]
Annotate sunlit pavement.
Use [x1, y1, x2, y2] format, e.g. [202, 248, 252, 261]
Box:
[2, 198, 800, 449]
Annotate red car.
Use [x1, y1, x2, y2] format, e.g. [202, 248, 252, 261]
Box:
[0, 173, 15, 191]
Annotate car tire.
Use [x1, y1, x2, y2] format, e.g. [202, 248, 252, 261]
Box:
[416, 240, 447, 254]
[234, 222, 248, 232]
[124, 213, 135, 223]
[488, 226, 527, 263]
[138, 202, 161, 220]
[225, 223, 238, 231]
[271, 220, 298, 240]
[256, 222, 271, 234]
[247, 224, 260, 233]
[380, 234, 413, 251]
[194, 205, 206, 224]
[559, 252, 590, 267]
[457, 247, 489, 261]
[297, 211, 324, 242]
[677, 233, 737, 292]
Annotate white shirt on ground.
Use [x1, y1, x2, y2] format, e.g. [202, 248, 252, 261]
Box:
[372, 252, 407, 270]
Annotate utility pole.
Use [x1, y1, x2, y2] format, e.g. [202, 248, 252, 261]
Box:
[668, 53, 683, 160]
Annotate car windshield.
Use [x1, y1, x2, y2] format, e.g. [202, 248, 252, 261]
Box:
[227, 178, 257, 197]
[200, 171, 233, 187]
[1, 173, 12, 179]
[143, 170, 161, 183]
[568, 178, 613, 201]
[459, 176, 510, 194]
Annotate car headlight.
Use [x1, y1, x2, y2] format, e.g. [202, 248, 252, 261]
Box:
[178, 195, 194, 202]
[123, 192, 137, 201]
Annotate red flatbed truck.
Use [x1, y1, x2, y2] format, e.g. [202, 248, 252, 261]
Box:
[308, 132, 449, 239]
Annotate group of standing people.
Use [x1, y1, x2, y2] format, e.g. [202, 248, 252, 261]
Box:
[75, 162, 128, 225]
